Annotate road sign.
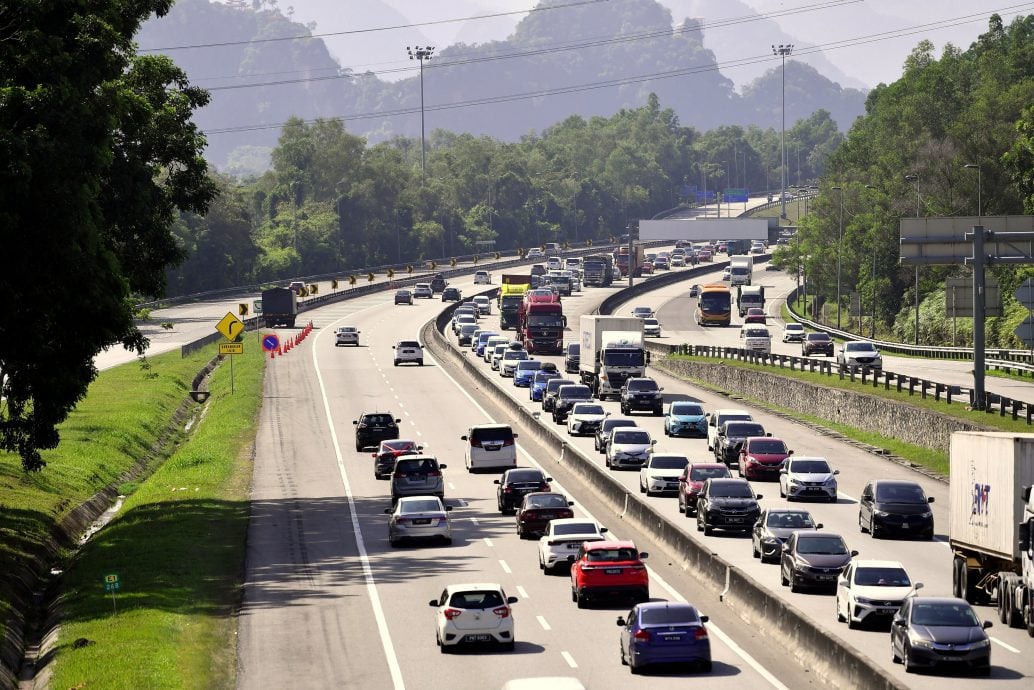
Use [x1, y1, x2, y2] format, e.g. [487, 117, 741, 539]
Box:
[103, 573, 121, 592]
[1015, 278, 1034, 307]
[849, 291, 862, 317]
[1016, 316, 1034, 347]
[945, 277, 1001, 317]
[219, 342, 243, 355]
[308, 284, 318, 295]
[900, 216, 1034, 264]
[253, 300, 262, 314]
[725, 188, 749, 203]
[261, 334, 280, 352]
[238, 303, 249, 316]
[215, 312, 245, 341]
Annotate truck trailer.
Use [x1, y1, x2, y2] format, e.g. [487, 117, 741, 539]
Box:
[261, 287, 298, 328]
[581, 254, 614, 287]
[579, 315, 648, 400]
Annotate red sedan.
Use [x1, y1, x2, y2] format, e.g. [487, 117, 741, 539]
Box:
[515, 492, 574, 538]
[738, 437, 792, 481]
[743, 308, 767, 324]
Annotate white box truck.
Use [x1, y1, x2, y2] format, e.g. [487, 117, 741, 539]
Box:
[949, 432, 1034, 635]
[737, 285, 765, 317]
[729, 256, 753, 286]
[579, 315, 647, 400]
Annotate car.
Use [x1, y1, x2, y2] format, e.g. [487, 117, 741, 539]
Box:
[529, 369, 562, 402]
[495, 468, 552, 514]
[430, 583, 518, 652]
[782, 323, 806, 342]
[721, 267, 731, 281]
[457, 322, 479, 346]
[390, 455, 446, 503]
[837, 560, 919, 629]
[738, 436, 792, 480]
[526, 248, 545, 259]
[441, 286, 462, 302]
[564, 343, 580, 373]
[430, 274, 448, 293]
[617, 602, 712, 674]
[689, 284, 701, 297]
[570, 540, 649, 607]
[538, 519, 609, 573]
[779, 531, 857, 592]
[552, 383, 593, 424]
[394, 289, 413, 305]
[890, 597, 991, 674]
[664, 401, 707, 438]
[695, 478, 762, 535]
[373, 439, 424, 479]
[595, 417, 637, 454]
[413, 283, 433, 299]
[837, 341, 883, 374]
[652, 256, 670, 271]
[566, 402, 608, 437]
[491, 343, 511, 371]
[631, 306, 654, 319]
[335, 326, 360, 346]
[458, 301, 480, 317]
[619, 377, 664, 416]
[452, 314, 476, 335]
[639, 453, 690, 497]
[640, 260, 655, 274]
[353, 411, 401, 451]
[698, 249, 713, 262]
[482, 336, 509, 361]
[542, 378, 576, 412]
[751, 508, 821, 563]
[515, 492, 574, 539]
[462, 424, 518, 472]
[743, 308, 766, 324]
[474, 331, 500, 357]
[385, 496, 453, 547]
[512, 359, 544, 387]
[671, 255, 686, 267]
[288, 280, 306, 296]
[706, 408, 753, 451]
[611, 265, 623, 282]
[605, 427, 655, 470]
[473, 270, 492, 285]
[393, 340, 424, 366]
[501, 348, 531, 377]
[779, 456, 839, 502]
[714, 420, 768, 466]
[469, 295, 490, 315]
[858, 479, 935, 539]
[802, 332, 834, 356]
[642, 318, 662, 338]
[677, 464, 731, 517]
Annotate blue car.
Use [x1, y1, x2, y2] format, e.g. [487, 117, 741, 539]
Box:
[475, 333, 500, 358]
[530, 370, 561, 401]
[618, 602, 711, 674]
[664, 401, 707, 438]
[512, 360, 545, 387]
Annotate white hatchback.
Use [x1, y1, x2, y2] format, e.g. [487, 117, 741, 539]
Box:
[836, 560, 919, 628]
[430, 583, 517, 652]
[537, 518, 608, 572]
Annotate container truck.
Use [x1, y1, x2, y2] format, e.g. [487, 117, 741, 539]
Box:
[579, 315, 648, 400]
[518, 291, 565, 354]
[581, 254, 614, 287]
[948, 432, 1034, 635]
[737, 285, 765, 317]
[614, 244, 645, 277]
[261, 287, 297, 328]
[498, 274, 532, 330]
[729, 256, 753, 286]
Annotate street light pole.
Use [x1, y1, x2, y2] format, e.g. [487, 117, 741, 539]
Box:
[407, 46, 435, 176]
[905, 174, 920, 344]
[831, 185, 844, 328]
[865, 185, 879, 339]
[773, 44, 793, 220]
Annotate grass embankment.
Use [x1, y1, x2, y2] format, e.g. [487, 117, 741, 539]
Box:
[0, 343, 263, 689]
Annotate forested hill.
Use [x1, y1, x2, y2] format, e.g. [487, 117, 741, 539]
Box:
[139, 0, 866, 170]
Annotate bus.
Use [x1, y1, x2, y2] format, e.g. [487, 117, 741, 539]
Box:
[694, 283, 732, 327]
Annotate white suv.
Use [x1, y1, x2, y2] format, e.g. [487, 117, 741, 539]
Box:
[472, 295, 492, 315]
[462, 424, 518, 472]
[392, 340, 424, 366]
[413, 283, 433, 299]
[474, 270, 492, 285]
[430, 583, 517, 651]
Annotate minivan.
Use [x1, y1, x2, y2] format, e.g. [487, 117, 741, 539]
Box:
[390, 455, 446, 503]
[462, 424, 519, 472]
[564, 343, 580, 373]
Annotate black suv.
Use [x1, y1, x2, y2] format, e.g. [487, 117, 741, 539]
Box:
[802, 332, 834, 356]
[714, 421, 768, 465]
[552, 384, 593, 424]
[542, 378, 576, 413]
[696, 478, 763, 535]
[619, 377, 664, 416]
[430, 274, 448, 293]
[495, 468, 552, 514]
[353, 412, 401, 451]
[441, 286, 461, 302]
[595, 417, 637, 453]
[858, 479, 935, 540]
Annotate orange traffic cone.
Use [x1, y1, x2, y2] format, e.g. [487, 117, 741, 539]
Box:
[270, 348, 276, 359]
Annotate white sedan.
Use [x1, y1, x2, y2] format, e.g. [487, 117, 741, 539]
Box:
[638, 453, 689, 496]
[566, 402, 608, 437]
[430, 583, 517, 652]
[537, 518, 608, 573]
[335, 326, 360, 346]
[836, 560, 919, 628]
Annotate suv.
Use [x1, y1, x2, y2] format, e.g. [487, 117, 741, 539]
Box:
[714, 421, 768, 465]
[706, 408, 753, 451]
[538, 518, 608, 573]
[782, 323, 805, 342]
[552, 384, 593, 424]
[619, 377, 664, 416]
[569, 540, 649, 608]
[564, 343, 580, 373]
[393, 340, 424, 366]
[353, 412, 401, 451]
[802, 332, 834, 356]
[413, 283, 433, 299]
[495, 468, 552, 514]
[335, 326, 360, 346]
[462, 424, 518, 472]
[695, 478, 763, 535]
[472, 295, 492, 315]
[595, 417, 637, 454]
[837, 341, 883, 374]
[441, 286, 461, 302]
[430, 274, 448, 293]
[858, 479, 935, 539]
[473, 270, 492, 285]
[390, 455, 446, 503]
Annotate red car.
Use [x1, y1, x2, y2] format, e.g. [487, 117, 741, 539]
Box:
[515, 492, 574, 538]
[677, 463, 731, 516]
[744, 308, 767, 324]
[372, 439, 424, 479]
[698, 249, 713, 262]
[569, 540, 649, 608]
[738, 437, 792, 481]
[640, 261, 654, 274]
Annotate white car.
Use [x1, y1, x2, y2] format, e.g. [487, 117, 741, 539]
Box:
[526, 248, 545, 259]
[546, 257, 562, 271]
[642, 318, 662, 338]
[779, 456, 839, 502]
[392, 340, 424, 366]
[501, 349, 530, 377]
[782, 323, 806, 342]
[483, 336, 509, 362]
[560, 269, 581, 291]
[386, 496, 452, 546]
[491, 344, 509, 370]
[638, 453, 690, 496]
[452, 314, 476, 335]
[605, 427, 655, 470]
[474, 270, 492, 285]
[670, 255, 685, 267]
[537, 518, 608, 573]
[836, 560, 920, 628]
[413, 283, 433, 299]
[837, 341, 883, 373]
[472, 295, 492, 315]
[430, 583, 517, 652]
[335, 326, 360, 346]
[721, 267, 731, 281]
[566, 402, 608, 437]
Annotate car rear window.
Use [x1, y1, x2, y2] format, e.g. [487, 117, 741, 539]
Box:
[525, 494, 569, 508]
[449, 590, 505, 609]
[554, 522, 597, 536]
[400, 499, 442, 513]
[766, 512, 814, 528]
[602, 419, 636, 432]
[586, 548, 638, 562]
[855, 567, 911, 587]
[507, 469, 544, 482]
[796, 536, 848, 555]
[364, 414, 395, 425]
[395, 458, 437, 473]
[469, 427, 514, 444]
[710, 482, 754, 498]
[559, 385, 591, 397]
[546, 379, 575, 393]
[613, 430, 650, 444]
[640, 606, 699, 625]
[724, 423, 765, 437]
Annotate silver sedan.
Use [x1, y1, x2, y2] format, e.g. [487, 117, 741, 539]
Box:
[385, 496, 453, 547]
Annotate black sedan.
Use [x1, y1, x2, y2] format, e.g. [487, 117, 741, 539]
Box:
[779, 531, 857, 592]
[891, 597, 992, 675]
[495, 468, 552, 515]
[751, 509, 821, 563]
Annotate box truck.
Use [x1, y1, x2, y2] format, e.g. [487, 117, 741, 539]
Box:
[579, 316, 647, 400]
[261, 287, 297, 328]
[729, 256, 753, 286]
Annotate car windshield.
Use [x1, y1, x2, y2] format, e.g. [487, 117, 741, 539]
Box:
[808, 333, 831, 342]
[553, 522, 598, 536]
[503, 351, 528, 361]
[528, 314, 565, 327]
[767, 512, 814, 528]
[796, 536, 848, 555]
[690, 467, 729, 481]
[744, 329, 769, 338]
[855, 567, 911, 587]
[507, 470, 544, 483]
[526, 494, 569, 508]
[627, 379, 658, 391]
[875, 483, 927, 503]
[573, 404, 605, 415]
[748, 440, 787, 454]
[671, 403, 704, 416]
[449, 590, 505, 609]
[603, 351, 646, 366]
[786, 325, 804, 332]
[911, 603, 980, 627]
[586, 548, 638, 562]
[613, 430, 650, 444]
[791, 460, 831, 474]
[725, 423, 765, 437]
[845, 342, 875, 352]
[363, 414, 394, 425]
[651, 456, 689, 470]
[400, 499, 442, 514]
[640, 606, 699, 625]
[710, 482, 754, 498]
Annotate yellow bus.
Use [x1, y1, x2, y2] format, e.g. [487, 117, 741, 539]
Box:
[694, 283, 732, 326]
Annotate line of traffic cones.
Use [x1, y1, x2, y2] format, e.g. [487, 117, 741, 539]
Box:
[269, 321, 314, 359]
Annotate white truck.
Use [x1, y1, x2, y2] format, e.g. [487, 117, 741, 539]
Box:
[729, 256, 753, 287]
[949, 432, 1034, 636]
[737, 285, 765, 317]
[579, 315, 648, 401]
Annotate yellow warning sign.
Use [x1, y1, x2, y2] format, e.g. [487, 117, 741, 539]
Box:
[215, 312, 245, 341]
[219, 342, 244, 355]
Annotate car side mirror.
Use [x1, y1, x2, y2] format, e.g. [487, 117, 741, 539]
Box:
[755, 494, 764, 500]
[833, 469, 840, 475]
[639, 552, 649, 559]
[787, 450, 794, 456]
[507, 596, 519, 605]
[352, 420, 358, 425]
[699, 615, 709, 623]
[392, 345, 397, 349]
[850, 550, 859, 557]
[545, 477, 553, 482]
[766, 432, 772, 437]
[439, 464, 447, 470]
[383, 508, 392, 514]
[567, 501, 574, 506]
[417, 445, 424, 450]
[781, 543, 790, 551]
[659, 387, 664, 392]
[513, 433, 519, 439]
[600, 527, 608, 533]
[780, 469, 787, 475]
[395, 418, 402, 423]
[927, 496, 935, 503]
[892, 619, 904, 627]
[913, 582, 924, 592]
[650, 440, 657, 445]
[371, 453, 377, 458]
[567, 555, 576, 562]
[982, 621, 993, 630]
[815, 523, 824, 529]
[616, 617, 626, 626]
[494, 479, 501, 485]
[428, 600, 439, 607]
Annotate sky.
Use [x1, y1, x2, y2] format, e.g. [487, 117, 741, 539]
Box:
[259, 0, 1033, 90]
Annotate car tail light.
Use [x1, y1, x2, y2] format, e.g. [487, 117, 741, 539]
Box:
[492, 606, 510, 619]
[633, 629, 650, 641]
[629, 565, 646, 572]
[694, 626, 708, 640]
[469, 438, 482, 447]
[503, 438, 514, 446]
[395, 518, 408, 525]
[443, 608, 462, 620]
[428, 470, 442, 477]
[539, 483, 550, 491]
[503, 486, 513, 493]
[519, 513, 533, 522]
[560, 509, 574, 519]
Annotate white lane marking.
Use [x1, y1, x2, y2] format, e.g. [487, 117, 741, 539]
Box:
[312, 330, 405, 689]
[517, 585, 529, 599]
[499, 560, 512, 574]
[469, 517, 479, 526]
[991, 637, 1021, 653]
[537, 615, 551, 631]
[483, 537, 494, 547]
[560, 651, 578, 668]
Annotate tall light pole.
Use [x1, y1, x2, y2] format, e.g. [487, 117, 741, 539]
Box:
[905, 174, 921, 344]
[865, 185, 879, 339]
[831, 185, 844, 328]
[965, 163, 984, 409]
[407, 46, 435, 176]
[773, 44, 793, 220]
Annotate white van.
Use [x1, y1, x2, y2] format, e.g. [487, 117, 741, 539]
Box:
[739, 325, 772, 354]
[462, 424, 519, 472]
[706, 408, 753, 451]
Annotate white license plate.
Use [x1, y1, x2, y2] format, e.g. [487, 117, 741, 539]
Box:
[465, 634, 492, 642]
[727, 517, 744, 523]
[901, 523, 910, 529]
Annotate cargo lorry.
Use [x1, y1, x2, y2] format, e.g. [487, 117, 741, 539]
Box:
[579, 315, 648, 400]
[262, 287, 297, 328]
[614, 244, 645, 278]
[581, 254, 614, 287]
[498, 274, 532, 330]
[729, 256, 753, 286]
[949, 432, 1034, 635]
[737, 285, 765, 317]
[518, 291, 565, 354]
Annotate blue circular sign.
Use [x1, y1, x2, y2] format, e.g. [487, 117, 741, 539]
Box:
[262, 334, 280, 352]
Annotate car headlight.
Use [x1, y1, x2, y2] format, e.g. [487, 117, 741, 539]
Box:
[972, 638, 991, 649]
[920, 511, 932, 518]
[854, 597, 873, 605]
[788, 478, 802, 486]
[908, 634, 935, 650]
[874, 510, 890, 517]
[823, 477, 837, 486]
[793, 561, 811, 571]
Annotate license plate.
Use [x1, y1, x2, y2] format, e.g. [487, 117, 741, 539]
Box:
[817, 575, 835, 581]
[567, 543, 580, 549]
[727, 517, 744, 523]
[484, 445, 501, 451]
[901, 523, 910, 529]
[537, 512, 554, 519]
[465, 635, 492, 642]
[413, 518, 431, 525]
[605, 568, 622, 574]
[659, 633, 683, 641]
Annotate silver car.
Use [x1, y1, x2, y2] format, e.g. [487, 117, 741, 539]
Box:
[390, 455, 446, 503]
[779, 456, 839, 502]
[386, 496, 453, 546]
[335, 326, 360, 346]
[605, 427, 655, 470]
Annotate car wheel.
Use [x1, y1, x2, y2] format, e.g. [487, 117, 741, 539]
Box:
[902, 644, 915, 673]
[393, 360, 399, 366]
[778, 482, 786, 498]
[859, 512, 868, 533]
[639, 481, 645, 494]
[751, 540, 760, 558]
[418, 360, 424, 366]
[790, 577, 801, 593]
[664, 426, 669, 437]
[780, 566, 789, 587]
[870, 517, 881, 539]
[847, 616, 858, 630]
[356, 443, 363, 452]
[696, 513, 703, 532]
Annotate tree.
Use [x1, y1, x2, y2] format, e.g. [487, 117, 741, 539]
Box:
[0, 1, 215, 471]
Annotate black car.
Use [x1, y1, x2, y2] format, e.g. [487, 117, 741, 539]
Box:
[858, 479, 935, 540]
[802, 332, 834, 356]
[542, 378, 576, 413]
[751, 509, 821, 563]
[353, 412, 401, 451]
[714, 421, 768, 465]
[779, 531, 856, 592]
[891, 597, 992, 675]
[430, 274, 448, 293]
[552, 384, 593, 424]
[696, 478, 762, 535]
[619, 377, 664, 416]
[595, 417, 637, 454]
[564, 343, 580, 374]
[495, 468, 552, 514]
[441, 286, 461, 302]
